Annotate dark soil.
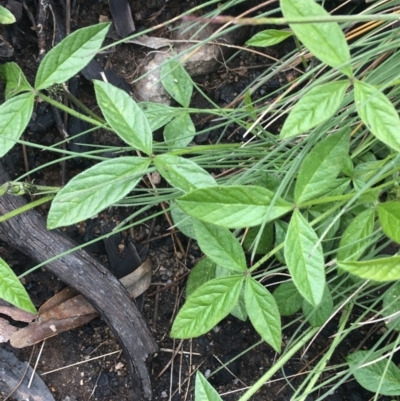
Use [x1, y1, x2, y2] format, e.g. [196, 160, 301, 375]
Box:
[0, 1, 396, 401]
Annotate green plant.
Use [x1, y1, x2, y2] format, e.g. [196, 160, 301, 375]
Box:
[3, 0, 400, 399]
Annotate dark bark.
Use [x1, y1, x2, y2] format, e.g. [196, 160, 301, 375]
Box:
[0, 163, 157, 400]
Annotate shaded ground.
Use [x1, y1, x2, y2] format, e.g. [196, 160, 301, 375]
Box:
[0, 1, 396, 400]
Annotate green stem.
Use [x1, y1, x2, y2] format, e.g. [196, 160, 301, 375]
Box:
[238, 327, 319, 401]
[37, 92, 108, 128]
[293, 303, 353, 400]
[0, 195, 54, 223]
[62, 88, 105, 123]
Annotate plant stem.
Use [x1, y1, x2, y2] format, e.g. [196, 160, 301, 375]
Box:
[238, 327, 319, 401]
[0, 195, 54, 223]
[293, 303, 353, 400]
[37, 92, 108, 128]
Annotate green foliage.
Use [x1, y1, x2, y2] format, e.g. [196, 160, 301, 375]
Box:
[0, 5, 16, 24]
[280, 81, 348, 138]
[336, 208, 375, 262]
[3, 0, 400, 398]
[47, 157, 151, 228]
[285, 209, 325, 306]
[280, 0, 352, 76]
[273, 281, 303, 316]
[0, 92, 34, 158]
[348, 351, 400, 396]
[245, 277, 281, 352]
[177, 186, 292, 228]
[195, 372, 223, 401]
[35, 23, 110, 90]
[94, 80, 153, 155]
[246, 29, 292, 47]
[193, 220, 247, 272]
[170, 275, 244, 338]
[0, 257, 36, 313]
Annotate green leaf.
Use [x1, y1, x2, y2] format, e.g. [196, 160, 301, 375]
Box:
[139, 102, 177, 131]
[171, 275, 244, 338]
[0, 92, 34, 158]
[354, 80, 400, 152]
[47, 157, 150, 229]
[284, 210, 325, 306]
[273, 281, 303, 316]
[280, 0, 352, 77]
[382, 283, 400, 331]
[246, 29, 292, 47]
[161, 59, 193, 107]
[193, 220, 247, 272]
[280, 81, 348, 138]
[294, 129, 350, 204]
[274, 220, 288, 264]
[94, 80, 152, 155]
[186, 257, 216, 298]
[302, 285, 333, 327]
[177, 186, 292, 229]
[338, 256, 400, 281]
[348, 351, 400, 396]
[243, 224, 274, 255]
[154, 154, 216, 193]
[0, 257, 36, 313]
[230, 287, 247, 321]
[170, 203, 196, 239]
[35, 23, 110, 90]
[337, 208, 375, 261]
[164, 112, 196, 149]
[245, 277, 281, 352]
[378, 202, 400, 244]
[0, 5, 16, 24]
[0, 62, 32, 99]
[195, 372, 223, 401]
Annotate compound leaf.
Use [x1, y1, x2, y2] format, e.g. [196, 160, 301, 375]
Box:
[354, 80, 400, 152]
[284, 210, 325, 306]
[177, 186, 292, 229]
[47, 157, 150, 229]
[35, 23, 110, 90]
[0, 257, 36, 313]
[94, 80, 152, 155]
[245, 277, 281, 352]
[280, 80, 348, 138]
[171, 275, 244, 338]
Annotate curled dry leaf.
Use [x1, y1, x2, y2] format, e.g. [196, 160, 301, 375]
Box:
[10, 257, 152, 348]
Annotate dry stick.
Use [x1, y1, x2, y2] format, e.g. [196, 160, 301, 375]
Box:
[4, 345, 36, 401]
[28, 341, 45, 388]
